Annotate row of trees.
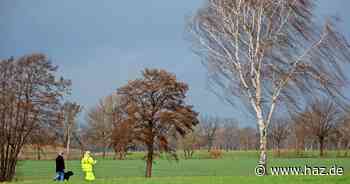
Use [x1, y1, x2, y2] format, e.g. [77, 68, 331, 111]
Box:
[84, 93, 350, 162]
[180, 99, 350, 159]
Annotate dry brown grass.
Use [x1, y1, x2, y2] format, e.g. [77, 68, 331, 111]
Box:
[19, 145, 82, 160]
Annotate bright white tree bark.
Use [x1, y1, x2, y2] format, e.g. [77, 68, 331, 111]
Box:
[189, 0, 350, 175]
[62, 102, 82, 159]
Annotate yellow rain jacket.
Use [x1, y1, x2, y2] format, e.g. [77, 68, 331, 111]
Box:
[81, 152, 97, 181]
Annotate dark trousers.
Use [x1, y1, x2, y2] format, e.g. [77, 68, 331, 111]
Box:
[54, 171, 64, 181]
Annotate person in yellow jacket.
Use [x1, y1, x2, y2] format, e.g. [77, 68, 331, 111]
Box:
[81, 151, 97, 181]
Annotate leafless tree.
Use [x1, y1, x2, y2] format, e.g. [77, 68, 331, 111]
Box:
[28, 126, 56, 160]
[298, 99, 341, 157]
[72, 124, 88, 156]
[61, 102, 82, 159]
[221, 118, 240, 151]
[268, 118, 290, 156]
[178, 127, 202, 158]
[116, 69, 199, 177]
[290, 113, 309, 155]
[188, 0, 350, 173]
[0, 54, 70, 181]
[85, 95, 117, 158]
[200, 116, 219, 152]
[336, 116, 350, 156]
[239, 127, 258, 150]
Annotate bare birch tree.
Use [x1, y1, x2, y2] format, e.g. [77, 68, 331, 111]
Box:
[188, 0, 350, 174]
[61, 102, 82, 159]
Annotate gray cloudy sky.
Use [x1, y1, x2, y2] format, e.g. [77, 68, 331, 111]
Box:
[1, 0, 350, 125]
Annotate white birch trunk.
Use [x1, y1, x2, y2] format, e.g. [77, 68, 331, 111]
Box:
[258, 120, 268, 175]
[256, 104, 268, 175]
[66, 125, 71, 159]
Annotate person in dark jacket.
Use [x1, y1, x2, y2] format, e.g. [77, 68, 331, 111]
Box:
[54, 152, 65, 181]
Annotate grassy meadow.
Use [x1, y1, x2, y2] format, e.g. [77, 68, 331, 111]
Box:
[5, 151, 349, 184]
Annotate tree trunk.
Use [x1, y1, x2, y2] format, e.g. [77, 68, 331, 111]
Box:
[113, 147, 118, 160]
[66, 126, 71, 159]
[184, 150, 188, 159]
[118, 151, 125, 160]
[336, 141, 342, 157]
[190, 150, 194, 158]
[207, 138, 213, 152]
[36, 144, 41, 160]
[246, 136, 249, 151]
[0, 156, 17, 182]
[102, 145, 106, 159]
[145, 147, 153, 178]
[319, 137, 324, 157]
[345, 142, 350, 157]
[258, 121, 268, 175]
[276, 141, 281, 157]
[300, 137, 305, 156]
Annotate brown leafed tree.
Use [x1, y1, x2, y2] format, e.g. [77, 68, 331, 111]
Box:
[111, 119, 134, 160]
[0, 54, 70, 181]
[268, 118, 290, 157]
[298, 99, 341, 157]
[188, 0, 350, 173]
[116, 69, 199, 177]
[109, 94, 132, 160]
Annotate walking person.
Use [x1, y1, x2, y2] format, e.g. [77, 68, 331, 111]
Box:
[54, 151, 65, 181]
[81, 151, 97, 181]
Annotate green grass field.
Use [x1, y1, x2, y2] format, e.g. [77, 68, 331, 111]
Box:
[7, 151, 350, 184]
